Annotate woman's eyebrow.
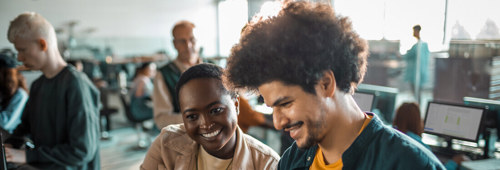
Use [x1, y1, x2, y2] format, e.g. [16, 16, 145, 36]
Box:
[182, 101, 223, 114]
[206, 101, 222, 109]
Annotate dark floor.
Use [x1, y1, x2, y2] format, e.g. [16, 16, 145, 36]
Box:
[99, 93, 153, 170]
[100, 127, 151, 170]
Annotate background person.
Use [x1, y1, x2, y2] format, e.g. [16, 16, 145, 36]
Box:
[403, 25, 430, 103]
[393, 102, 470, 170]
[4, 12, 100, 169]
[131, 62, 157, 121]
[0, 53, 28, 134]
[153, 20, 202, 129]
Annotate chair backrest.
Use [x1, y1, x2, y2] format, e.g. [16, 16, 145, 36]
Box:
[119, 89, 144, 123]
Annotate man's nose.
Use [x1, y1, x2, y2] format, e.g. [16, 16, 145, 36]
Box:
[186, 40, 194, 49]
[273, 110, 287, 130]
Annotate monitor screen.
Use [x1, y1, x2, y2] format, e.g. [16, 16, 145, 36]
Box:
[353, 92, 375, 112]
[463, 97, 500, 141]
[424, 101, 485, 142]
[357, 84, 398, 124]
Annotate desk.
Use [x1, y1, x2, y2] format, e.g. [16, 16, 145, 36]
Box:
[461, 158, 500, 170]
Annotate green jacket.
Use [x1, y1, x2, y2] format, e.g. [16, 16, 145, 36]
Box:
[278, 113, 445, 170]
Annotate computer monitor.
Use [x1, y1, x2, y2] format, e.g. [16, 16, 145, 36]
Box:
[463, 97, 500, 140]
[356, 84, 398, 124]
[353, 92, 375, 112]
[424, 101, 485, 142]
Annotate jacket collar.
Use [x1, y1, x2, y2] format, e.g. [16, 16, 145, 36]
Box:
[163, 124, 198, 155]
[163, 124, 254, 169]
[230, 127, 254, 169]
[342, 112, 383, 161]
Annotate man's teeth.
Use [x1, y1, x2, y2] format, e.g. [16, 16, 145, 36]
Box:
[202, 129, 221, 138]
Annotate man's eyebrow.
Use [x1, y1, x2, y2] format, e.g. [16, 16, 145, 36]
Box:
[271, 97, 291, 107]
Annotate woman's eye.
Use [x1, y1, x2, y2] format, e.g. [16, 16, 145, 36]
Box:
[210, 107, 224, 114]
[186, 114, 198, 120]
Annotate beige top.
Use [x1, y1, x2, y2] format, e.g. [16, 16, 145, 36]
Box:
[197, 146, 233, 170]
[140, 124, 280, 170]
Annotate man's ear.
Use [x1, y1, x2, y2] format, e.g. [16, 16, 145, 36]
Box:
[38, 39, 48, 51]
[317, 70, 336, 97]
[234, 96, 240, 115]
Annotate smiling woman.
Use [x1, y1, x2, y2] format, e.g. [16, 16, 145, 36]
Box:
[140, 63, 279, 170]
[179, 78, 238, 159]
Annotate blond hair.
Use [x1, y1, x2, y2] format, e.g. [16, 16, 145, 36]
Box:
[8, 12, 58, 48]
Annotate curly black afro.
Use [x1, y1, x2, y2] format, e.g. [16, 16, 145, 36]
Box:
[225, 1, 368, 94]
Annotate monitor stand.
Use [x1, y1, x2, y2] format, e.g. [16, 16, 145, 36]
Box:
[445, 138, 453, 151]
[483, 128, 497, 159]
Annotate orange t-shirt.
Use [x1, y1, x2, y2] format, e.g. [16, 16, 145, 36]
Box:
[310, 114, 373, 170]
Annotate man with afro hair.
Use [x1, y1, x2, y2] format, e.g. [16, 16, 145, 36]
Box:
[225, 1, 444, 169]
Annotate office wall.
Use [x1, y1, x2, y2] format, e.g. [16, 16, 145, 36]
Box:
[0, 0, 218, 58]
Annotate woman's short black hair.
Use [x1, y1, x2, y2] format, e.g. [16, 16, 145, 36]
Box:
[176, 63, 236, 102]
[225, 1, 368, 94]
[133, 62, 153, 78]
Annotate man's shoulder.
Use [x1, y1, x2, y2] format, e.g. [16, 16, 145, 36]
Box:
[373, 125, 428, 151]
[64, 66, 95, 87]
[31, 67, 82, 88]
[49, 66, 85, 83]
[359, 125, 444, 169]
[159, 61, 180, 73]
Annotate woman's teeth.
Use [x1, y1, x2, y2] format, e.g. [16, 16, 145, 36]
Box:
[202, 129, 221, 138]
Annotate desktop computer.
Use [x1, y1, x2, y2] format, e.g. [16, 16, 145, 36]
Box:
[463, 97, 500, 158]
[424, 101, 485, 142]
[424, 101, 487, 159]
[463, 97, 500, 139]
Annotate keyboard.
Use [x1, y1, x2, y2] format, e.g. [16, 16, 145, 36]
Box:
[430, 146, 484, 160]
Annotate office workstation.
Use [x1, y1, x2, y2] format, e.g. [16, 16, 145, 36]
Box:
[0, 0, 499, 169]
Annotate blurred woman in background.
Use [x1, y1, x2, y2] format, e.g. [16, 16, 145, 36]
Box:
[0, 53, 28, 134]
[131, 62, 157, 121]
[393, 102, 469, 170]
